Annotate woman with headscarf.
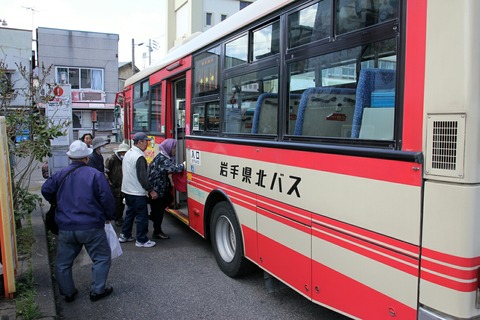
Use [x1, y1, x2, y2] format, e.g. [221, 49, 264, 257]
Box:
[148, 139, 185, 239]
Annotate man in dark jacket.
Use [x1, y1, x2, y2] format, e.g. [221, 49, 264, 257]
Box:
[42, 140, 116, 303]
[105, 143, 129, 226]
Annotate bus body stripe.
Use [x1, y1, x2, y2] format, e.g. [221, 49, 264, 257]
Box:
[420, 270, 476, 292]
[422, 248, 480, 268]
[190, 172, 480, 294]
[312, 225, 419, 277]
[313, 260, 417, 319]
[250, 224, 417, 319]
[312, 214, 420, 258]
[188, 140, 422, 186]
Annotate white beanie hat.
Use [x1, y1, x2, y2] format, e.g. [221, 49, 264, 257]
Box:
[115, 143, 130, 154]
[66, 140, 93, 159]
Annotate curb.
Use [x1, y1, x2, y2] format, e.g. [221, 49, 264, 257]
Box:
[31, 204, 57, 320]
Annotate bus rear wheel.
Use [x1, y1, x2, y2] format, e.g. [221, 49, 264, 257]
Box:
[210, 201, 253, 277]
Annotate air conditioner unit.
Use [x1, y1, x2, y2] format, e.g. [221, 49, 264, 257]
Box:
[72, 90, 105, 102]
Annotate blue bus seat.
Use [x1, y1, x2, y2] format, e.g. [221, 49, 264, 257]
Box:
[351, 68, 396, 138]
[294, 87, 356, 137]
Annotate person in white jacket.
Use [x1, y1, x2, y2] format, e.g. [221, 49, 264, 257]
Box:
[118, 132, 158, 248]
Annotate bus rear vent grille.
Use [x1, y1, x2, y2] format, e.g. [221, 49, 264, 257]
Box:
[431, 121, 457, 170]
[426, 114, 465, 178]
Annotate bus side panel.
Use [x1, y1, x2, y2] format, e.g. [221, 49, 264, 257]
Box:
[257, 207, 312, 300]
[187, 140, 423, 317]
[307, 158, 421, 319]
[312, 222, 420, 319]
[186, 196, 205, 237]
[312, 261, 417, 319]
[187, 172, 259, 262]
[421, 181, 480, 319]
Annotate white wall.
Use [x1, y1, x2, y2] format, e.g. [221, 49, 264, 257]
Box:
[0, 27, 33, 108]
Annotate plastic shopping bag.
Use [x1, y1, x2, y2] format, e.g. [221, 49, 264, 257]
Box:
[105, 223, 123, 259]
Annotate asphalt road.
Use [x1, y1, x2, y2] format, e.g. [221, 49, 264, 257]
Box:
[28, 146, 348, 320]
[54, 214, 350, 320]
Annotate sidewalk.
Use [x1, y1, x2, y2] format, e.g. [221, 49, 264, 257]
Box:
[0, 144, 120, 319]
[30, 202, 57, 320]
[0, 172, 56, 319]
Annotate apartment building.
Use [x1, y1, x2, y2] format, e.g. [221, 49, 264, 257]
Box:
[36, 27, 119, 142]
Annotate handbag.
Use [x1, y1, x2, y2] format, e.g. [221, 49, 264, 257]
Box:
[44, 166, 82, 235]
[105, 223, 123, 259]
[45, 204, 58, 235]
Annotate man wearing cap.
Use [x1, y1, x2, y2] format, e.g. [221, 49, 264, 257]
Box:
[119, 132, 158, 248]
[105, 143, 130, 227]
[41, 140, 116, 302]
[88, 137, 109, 172]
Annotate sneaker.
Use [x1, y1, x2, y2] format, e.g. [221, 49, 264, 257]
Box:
[152, 231, 170, 240]
[135, 240, 156, 248]
[90, 286, 113, 302]
[118, 233, 135, 243]
[65, 288, 78, 303]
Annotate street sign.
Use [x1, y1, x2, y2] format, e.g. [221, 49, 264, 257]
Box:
[53, 86, 64, 97]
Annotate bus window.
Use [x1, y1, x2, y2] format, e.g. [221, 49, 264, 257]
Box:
[336, 0, 399, 35]
[253, 20, 280, 61]
[134, 79, 149, 99]
[133, 100, 149, 132]
[223, 67, 278, 134]
[288, 38, 396, 139]
[174, 78, 186, 130]
[193, 46, 220, 97]
[192, 102, 220, 132]
[225, 34, 248, 69]
[150, 84, 162, 134]
[288, 0, 331, 48]
[133, 80, 150, 132]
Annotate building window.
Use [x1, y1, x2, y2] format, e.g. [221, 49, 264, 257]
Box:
[221, 14, 227, 21]
[56, 67, 104, 90]
[206, 12, 213, 26]
[240, 1, 251, 10]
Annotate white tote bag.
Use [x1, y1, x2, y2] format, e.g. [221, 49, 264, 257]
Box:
[105, 223, 123, 259]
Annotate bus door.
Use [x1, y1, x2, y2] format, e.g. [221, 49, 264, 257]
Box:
[168, 76, 188, 214]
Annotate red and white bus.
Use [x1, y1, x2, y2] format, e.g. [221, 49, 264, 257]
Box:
[116, 0, 480, 319]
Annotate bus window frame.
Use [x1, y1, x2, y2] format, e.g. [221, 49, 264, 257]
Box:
[282, 13, 400, 148]
[188, 0, 404, 149]
[132, 79, 150, 133]
[149, 83, 163, 135]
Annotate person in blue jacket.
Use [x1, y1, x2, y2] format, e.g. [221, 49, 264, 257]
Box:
[41, 140, 116, 303]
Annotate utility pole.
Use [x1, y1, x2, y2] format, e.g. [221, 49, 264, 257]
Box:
[147, 39, 159, 67]
[131, 38, 135, 73]
[132, 38, 144, 73]
[149, 39, 152, 66]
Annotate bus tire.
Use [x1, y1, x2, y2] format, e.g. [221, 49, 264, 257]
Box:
[210, 201, 254, 277]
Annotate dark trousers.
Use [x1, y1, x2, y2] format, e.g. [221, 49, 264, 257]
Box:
[149, 188, 173, 234]
[123, 194, 149, 243]
[115, 195, 125, 221]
